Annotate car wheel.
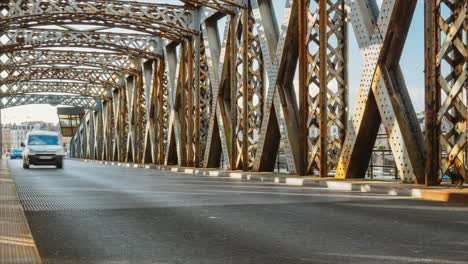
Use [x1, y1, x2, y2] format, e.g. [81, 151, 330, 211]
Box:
[23, 163, 29, 169]
[56, 159, 63, 169]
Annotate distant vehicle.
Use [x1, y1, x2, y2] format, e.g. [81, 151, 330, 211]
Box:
[10, 148, 23, 159]
[22, 131, 66, 169]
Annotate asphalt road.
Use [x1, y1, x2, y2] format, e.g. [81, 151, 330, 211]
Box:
[8, 159, 468, 264]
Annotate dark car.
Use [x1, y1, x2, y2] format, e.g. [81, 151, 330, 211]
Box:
[10, 148, 23, 159]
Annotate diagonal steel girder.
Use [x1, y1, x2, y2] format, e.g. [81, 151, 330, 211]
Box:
[251, 0, 300, 173]
[335, 0, 424, 183]
[180, 0, 244, 14]
[0, 81, 110, 98]
[0, 50, 140, 75]
[0, 67, 122, 89]
[0, 0, 196, 41]
[0, 94, 101, 110]
[198, 13, 236, 169]
[0, 29, 160, 59]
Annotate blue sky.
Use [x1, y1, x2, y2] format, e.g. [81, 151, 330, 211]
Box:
[1, 0, 425, 124]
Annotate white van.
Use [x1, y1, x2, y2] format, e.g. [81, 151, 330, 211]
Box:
[22, 131, 66, 169]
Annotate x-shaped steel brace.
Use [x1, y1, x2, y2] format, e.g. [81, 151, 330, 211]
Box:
[336, 0, 424, 183]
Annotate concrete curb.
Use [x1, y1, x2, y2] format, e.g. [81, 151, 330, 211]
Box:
[0, 159, 42, 264]
[78, 159, 468, 203]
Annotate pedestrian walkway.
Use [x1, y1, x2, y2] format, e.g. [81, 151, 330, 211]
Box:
[0, 159, 41, 264]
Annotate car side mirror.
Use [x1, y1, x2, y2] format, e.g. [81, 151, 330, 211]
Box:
[20, 142, 25, 147]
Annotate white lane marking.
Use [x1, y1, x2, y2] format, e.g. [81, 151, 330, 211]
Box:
[340, 203, 468, 212]
[306, 253, 468, 264]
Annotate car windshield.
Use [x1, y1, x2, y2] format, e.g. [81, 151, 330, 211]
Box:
[28, 135, 59, 145]
[12, 149, 22, 153]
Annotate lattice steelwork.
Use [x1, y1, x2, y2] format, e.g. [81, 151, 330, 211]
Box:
[0, 94, 101, 110]
[0, 82, 109, 98]
[0, 67, 121, 88]
[181, 0, 244, 13]
[1, 0, 194, 40]
[161, 69, 170, 163]
[197, 37, 212, 167]
[2, 0, 462, 186]
[300, 0, 347, 176]
[1, 50, 140, 75]
[425, 0, 468, 184]
[1, 29, 161, 59]
[235, 5, 264, 170]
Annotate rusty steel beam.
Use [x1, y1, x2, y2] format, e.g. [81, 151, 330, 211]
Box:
[0, 29, 161, 59]
[0, 0, 195, 41]
[1, 50, 140, 75]
[336, 0, 424, 183]
[298, 0, 308, 176]
[252, 0, 299, 173]
[201, 14, 235, 169]
[181, 0, 244, 14]
[318, 0, 327, 177]
[0, 81, 110, 98]
[425, 0, 468, 185]
[0, 94, 101, 110]
[240, 5, 249, 170]
[0, 67, 122, 89]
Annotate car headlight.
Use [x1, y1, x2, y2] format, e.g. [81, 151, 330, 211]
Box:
[26, 149, 36, 155]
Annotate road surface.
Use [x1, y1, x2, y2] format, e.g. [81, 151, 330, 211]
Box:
[8, 159, 468, 264]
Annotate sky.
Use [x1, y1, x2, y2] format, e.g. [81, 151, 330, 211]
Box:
[1, 0, 425, 124]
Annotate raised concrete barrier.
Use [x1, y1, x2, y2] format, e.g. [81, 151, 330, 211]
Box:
[79, 159, 468, 203]
[0, 159, 42, 264]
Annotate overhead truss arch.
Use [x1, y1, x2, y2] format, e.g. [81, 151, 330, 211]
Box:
[0, 29, 161, 59]
[0, 0, 196, 41]
[0, 67, 122, 89]
[1, 50, 141, 75]
[0, 94, 101, 110]
[0, 82, 111, 98]
[180, 0, 244, 13]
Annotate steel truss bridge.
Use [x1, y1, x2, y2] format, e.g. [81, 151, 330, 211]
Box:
[0, 0, 466, 185]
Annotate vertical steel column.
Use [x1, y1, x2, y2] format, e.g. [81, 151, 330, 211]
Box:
[102, 99, 112, 161]
[0, 108, 2, 159]
[241, 3, 249, 171]
[187, 39, 194, 167]
[142, 60, 156, 164]
[318, 0, 327, 177]
[119, 86, 127, 162]
[426, 0, 468, 184]
[157, 59, 166, 164]
[112, 89, 119, 161]
[194, 34, 201, 167]
[94, 110, 103, 160]
[230, 14, 238, 170]
[424, 0, 440, 185]
[197, 36, 212, 168]
[136, 74, 143, 163]
[179, 43, 187, 166]
[124, 76, 136, 163]
[298, 0, 308, 176]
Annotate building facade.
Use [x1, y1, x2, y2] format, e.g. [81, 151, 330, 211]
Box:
[2, 121, 60, 151]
